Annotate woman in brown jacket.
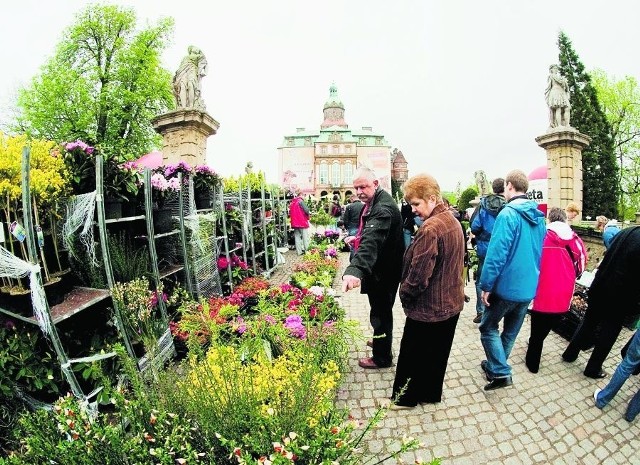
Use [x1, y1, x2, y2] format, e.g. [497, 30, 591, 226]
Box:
[389, 173, 465, 408]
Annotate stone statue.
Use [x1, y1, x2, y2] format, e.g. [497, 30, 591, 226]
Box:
[545, 64, 571, 129]
[173, 46, 208, 111]
[474, 170, 491, 197]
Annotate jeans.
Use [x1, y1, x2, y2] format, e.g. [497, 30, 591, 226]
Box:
[403, 228, 412, 249]
[479, 296, 530, 378]
[595, 330, 640, 421]
[474, 256, 486, 315]
[293, 228, 309, 255]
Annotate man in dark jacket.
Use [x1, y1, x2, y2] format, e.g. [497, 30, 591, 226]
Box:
[563, 226, 640, 378]
[470, 178, 506, 323]
[342, 167, 404, 369]
[339, 194, 364, 260]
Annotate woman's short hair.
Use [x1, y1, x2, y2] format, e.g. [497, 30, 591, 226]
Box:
[402, 173, 441, 202]
[505, 170, 529, 193]
[547, 207, 567, 223]
[565, 202, 581, 215]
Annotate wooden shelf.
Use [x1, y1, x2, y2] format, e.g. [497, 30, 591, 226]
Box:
[159, 264, 184, 280]
[49, 287, 110, 324]
[0, 287, 110, 326]
[135, 230, 180, 240]
[104, 215, 145, 224]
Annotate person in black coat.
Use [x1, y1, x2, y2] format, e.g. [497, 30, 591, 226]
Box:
[342, 167, 404, 369]
[562, 226, 640, 378]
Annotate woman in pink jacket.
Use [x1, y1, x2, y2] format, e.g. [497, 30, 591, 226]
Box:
[526, 207, 587, 373]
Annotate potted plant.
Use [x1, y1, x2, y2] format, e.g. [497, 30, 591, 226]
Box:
[110, 277, 166, 356]
[163, 160, 193, 181]
[106, 158, 141, 215]
[61, 139, 96, 195]
[149, 170, 180, 233]
[193, 164, 221, 209]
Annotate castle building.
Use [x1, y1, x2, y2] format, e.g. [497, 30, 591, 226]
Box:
[278, 83, 393, 199]
[390, 148, 408, 184]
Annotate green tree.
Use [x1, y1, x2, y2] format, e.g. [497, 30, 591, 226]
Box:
[12, 4, 175, 159]
[557, 32, 618, 219]
[391, 178, 403, 200]
[590, 69, 640, 219]
[457, 186, 478, 211]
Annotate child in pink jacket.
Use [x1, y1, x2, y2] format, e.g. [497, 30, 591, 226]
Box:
[526, 207, 587, 373]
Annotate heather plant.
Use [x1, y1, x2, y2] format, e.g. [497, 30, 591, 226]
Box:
[107, 231, 150, 283]
[111, 277, 166, 352]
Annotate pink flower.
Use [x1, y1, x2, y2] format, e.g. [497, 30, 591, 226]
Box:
[217, 256, 230, 269]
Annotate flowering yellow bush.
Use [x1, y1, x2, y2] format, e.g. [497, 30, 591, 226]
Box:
[181, 345, 340, 438]
[0, 132, 69, 209]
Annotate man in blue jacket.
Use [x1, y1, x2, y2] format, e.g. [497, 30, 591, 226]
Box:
[478, 170, 546, 391]
[470, 178, 506, 323]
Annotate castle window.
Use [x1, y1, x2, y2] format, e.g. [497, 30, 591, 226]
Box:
[319, 162, 329, 184]
[343, 161, 353, 184]
[321, 146, 327, 155]
[331, 162, 341, 187]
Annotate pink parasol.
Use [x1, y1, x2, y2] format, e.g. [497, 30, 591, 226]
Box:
[134, 150, 164, 169]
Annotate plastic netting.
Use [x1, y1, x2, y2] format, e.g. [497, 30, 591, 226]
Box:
[0, 245, 50, 334]
[182, 178, 222, 298]
[62, 192, 97, 267]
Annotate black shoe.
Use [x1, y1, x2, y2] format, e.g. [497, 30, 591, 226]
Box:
[561, 352, 577, 363]
[584, 370, 607, 379]
[480, 360, 493, 381]
[464, 294, 471, 303]
[473, 314, 482, 324]
[484, 376, 513, 391]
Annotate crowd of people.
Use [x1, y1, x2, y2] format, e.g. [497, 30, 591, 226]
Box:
[337, 167, 640, 420]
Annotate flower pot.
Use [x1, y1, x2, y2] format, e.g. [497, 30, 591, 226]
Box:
[194, 187, 213, 210]
[153, 207, 174, 234]
[121, 200, 138, 217]
[104, 197, 123, 220]
[0, 286, 32, 317]
[43, 276, 66, 307]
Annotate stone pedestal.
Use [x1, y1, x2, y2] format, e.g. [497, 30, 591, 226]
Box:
[151, 109, 219, 166]
[535, 128, 591, 222]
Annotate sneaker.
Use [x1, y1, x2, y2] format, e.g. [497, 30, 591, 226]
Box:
[593, 388, 602, 408]
[473, 314, 483, 324]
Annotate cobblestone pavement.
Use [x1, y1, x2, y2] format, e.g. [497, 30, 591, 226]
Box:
[268, 250, 638, 465]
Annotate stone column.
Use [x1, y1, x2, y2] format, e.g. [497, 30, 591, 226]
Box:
[535, 128, 591, 222]
[151, 109, 220, 166]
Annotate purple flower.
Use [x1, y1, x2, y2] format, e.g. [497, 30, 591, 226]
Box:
[264, 315, 276, 325]
[284, 314, 306, 338]
[234, 317, 247, 335]
[65, 140, 94, 154]
[195, 165, 216, 175]
[164, 161, 192, 178]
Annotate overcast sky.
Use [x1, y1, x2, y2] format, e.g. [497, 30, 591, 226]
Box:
[1, 0, 639, 192]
